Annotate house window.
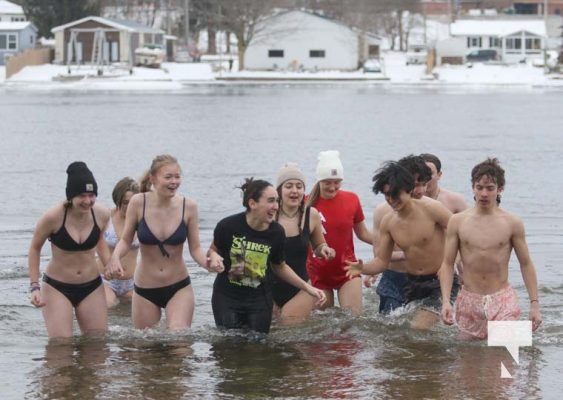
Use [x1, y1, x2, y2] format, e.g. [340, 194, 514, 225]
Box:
[525, 38, 541, 50]
[309, 50, 325, 58]
[506, 38, 522, 50]
[0, 34, 17, 50]
[467, 37, 482, 48]
[489, 37, 501, 47]
[268, 50, 284, 58]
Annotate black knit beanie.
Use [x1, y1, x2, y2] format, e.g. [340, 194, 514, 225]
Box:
[66, 161, 98, 200]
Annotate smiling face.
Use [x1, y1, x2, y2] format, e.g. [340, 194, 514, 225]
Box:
[319, 179, 342, 200]
[382, 184, 411, 211]
[411, 174, 428, 200]
[71, 192, 96, 211]
[151, 163, 181, 197]
[249, 185, 279, 225]
[280, 179, 305, 208]
[472, 175, 501, 210]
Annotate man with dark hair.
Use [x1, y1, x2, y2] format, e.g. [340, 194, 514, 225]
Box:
[420, 153, 468, 213]
[349, 160, 455, 329]
[364, 155, 433, 314]
[439, 158, 541, 339]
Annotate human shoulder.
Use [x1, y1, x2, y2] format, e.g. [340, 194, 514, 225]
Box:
[373, 202, 392, 224]
[92, 203, 110, 226]
[440, 189, 469, 213]
[39, 202, 67, 228]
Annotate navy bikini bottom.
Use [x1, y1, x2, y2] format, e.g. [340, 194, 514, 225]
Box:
[134, 276, 191, 309]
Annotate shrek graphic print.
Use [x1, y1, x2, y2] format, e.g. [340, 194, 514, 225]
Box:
[228, 235, 271, 288]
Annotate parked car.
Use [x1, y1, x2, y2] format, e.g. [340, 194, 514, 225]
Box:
[363, 58, 382, 73]
[466, 49, 498, 62]
[406, 45, 427, 65]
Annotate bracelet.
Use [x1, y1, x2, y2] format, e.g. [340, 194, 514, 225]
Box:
[30, 281, 39, 286]
[530, 299, 539, 303]
[30, 286, 40, 293]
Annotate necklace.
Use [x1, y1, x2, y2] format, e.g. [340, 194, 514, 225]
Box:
[280, 207, 299, 219]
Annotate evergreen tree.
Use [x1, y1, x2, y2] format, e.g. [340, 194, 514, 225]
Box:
[22, 0, 101, 38]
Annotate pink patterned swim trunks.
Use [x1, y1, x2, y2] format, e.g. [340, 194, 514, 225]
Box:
[455, 285, 521, 340]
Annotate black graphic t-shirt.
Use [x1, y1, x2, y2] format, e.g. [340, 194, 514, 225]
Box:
[213, 212, 285, 298]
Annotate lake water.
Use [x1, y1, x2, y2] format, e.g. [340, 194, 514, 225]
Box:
[1, 83, 562, 399]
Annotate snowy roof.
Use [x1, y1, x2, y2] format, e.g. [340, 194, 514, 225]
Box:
[450, 19, 547, 37]
[52, 16, 163, 34]
[0, 0, 23, 14]
[0, 21, 35, 31]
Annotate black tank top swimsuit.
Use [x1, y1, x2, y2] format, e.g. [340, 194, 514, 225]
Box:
[272, 206, 311, 307]
[136, 194, 187, 257]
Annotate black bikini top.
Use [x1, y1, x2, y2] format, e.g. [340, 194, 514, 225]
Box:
[49, 208, 100, 251]
[137, 194, 187, 257]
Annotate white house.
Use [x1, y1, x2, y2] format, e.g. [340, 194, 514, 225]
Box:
[245, 10, 374, 71]
[0, 0, 26, 22]
[449, 18, 547, 63]
[0, 21, 37, 65]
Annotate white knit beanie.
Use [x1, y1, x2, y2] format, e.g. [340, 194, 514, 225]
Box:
[316, 150, 344, 182]
[276, 162, 306, 188]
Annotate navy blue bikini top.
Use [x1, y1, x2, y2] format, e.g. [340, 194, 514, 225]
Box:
[49, 208, 100, 252]
[137, 194, 187, 257]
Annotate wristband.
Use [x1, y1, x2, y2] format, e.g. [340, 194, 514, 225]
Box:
[530, 299, 538, 303]
[30, 286, 40, 293]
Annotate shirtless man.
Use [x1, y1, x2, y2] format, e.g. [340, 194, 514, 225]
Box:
[347, 161, 455, 329]
[364, 155, 432, 314]
[421, 153, 469, 279]
[439, 158, 542, 339]
[421, 153, 469, 213]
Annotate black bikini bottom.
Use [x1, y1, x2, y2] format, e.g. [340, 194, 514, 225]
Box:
[43, 274, 103, 307]
[134, 276, 191, 309]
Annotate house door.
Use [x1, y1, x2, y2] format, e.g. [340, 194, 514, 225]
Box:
[368, 44, 380, 58]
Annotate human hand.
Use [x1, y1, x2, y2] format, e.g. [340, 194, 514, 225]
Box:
[344, 259, 363, 278]
[441, 302, 454, 325]
[104, 257, 124, 280]
[530, 302, 542, 331]
[206, 253, 225, 273]
[30, 288, 46, 308]
[307, 285, 327, 307]
[319, 244, 336, 260]
[363, 274, 378, 288]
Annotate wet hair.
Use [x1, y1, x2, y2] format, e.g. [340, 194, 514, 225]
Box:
[398, 154, 432, 183]
[372, 161, 415, 199]
[420, 153, 442, 173]
[112, 177, 140, 208]
[238, 178, 273, 211]
[471, 158, 505, 204]
[140, 154, 180, 192]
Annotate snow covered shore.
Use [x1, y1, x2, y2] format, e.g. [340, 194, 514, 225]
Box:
[1, 52, 562, 90]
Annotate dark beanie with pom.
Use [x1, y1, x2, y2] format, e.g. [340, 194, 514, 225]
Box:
[66, 161, 98, 200]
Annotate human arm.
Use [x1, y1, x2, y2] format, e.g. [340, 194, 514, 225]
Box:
[205, 242, 225, 273]
[346, 218, 394, 277]
[185, 199, 210, 268]
[353, 219, 373, 245]
[512, 217, 542, 331]
[27, 209, 58, 307]
[271, 262, 326, 307]
[105, 195, 140, 278]
[309, 207, 335, 260]
[438, 215, 461, 325]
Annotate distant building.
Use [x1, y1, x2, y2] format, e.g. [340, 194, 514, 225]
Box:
[51, 16, 166, 65]
[0, 0, 26, 22]
[437, 17, 548, 64]
[0, 21, 37, 65]
[244, 10, 382, 72]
